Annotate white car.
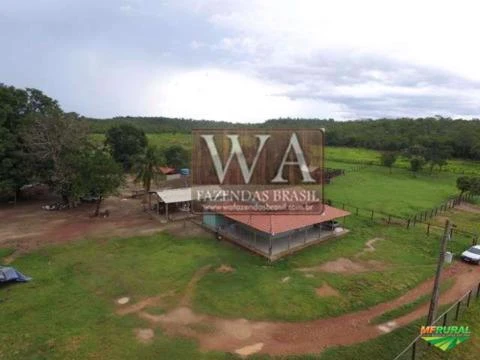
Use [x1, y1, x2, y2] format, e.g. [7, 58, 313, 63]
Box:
[461, 245, 480, 264]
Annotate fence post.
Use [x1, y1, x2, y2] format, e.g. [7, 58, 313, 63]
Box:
[388, 215, 391, 224]
[413, 215, 416, 226]
[455, 301, 461, 320]
[476, 282, 480, 300]
[371, 210, 374, 220]
[442, 312, 448, 326]
[342, 203, 345, 210]
[411, 340, 416, 360]
[407, 219, 411, 229]
[467, 290, 472, 307]
[427, 223, 430, 236]
[356, 207, 359, 216]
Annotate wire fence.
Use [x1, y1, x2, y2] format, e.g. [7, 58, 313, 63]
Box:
[393, 281, 480, 360]
[328, 193, 478, 244]
[328, 157, 480, 176]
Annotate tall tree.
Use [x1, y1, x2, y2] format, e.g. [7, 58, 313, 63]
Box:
[79, 150, 124, 216]
[133, 146, 164, 209]
[409, 156, 424, 177]
[104, 125, 147, 171]
[456, 176, 472, 196]
[23, 111, 89, 206]
[0, 85, 61, 199]
[380, 152, 397, 174]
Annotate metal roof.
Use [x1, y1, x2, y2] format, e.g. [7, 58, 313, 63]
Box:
[152, 188, 193, 204]
[222, 205, 350, 235]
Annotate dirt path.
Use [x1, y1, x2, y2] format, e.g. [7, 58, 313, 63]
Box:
[120, 262, 480, 356]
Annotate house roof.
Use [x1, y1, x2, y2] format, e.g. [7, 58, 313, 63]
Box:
[222, 205, 350, 235]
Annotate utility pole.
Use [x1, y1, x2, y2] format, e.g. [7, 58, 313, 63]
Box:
[426, 219, 451, 325]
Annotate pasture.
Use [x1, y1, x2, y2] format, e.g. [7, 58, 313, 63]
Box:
[1, 144, 480, 360]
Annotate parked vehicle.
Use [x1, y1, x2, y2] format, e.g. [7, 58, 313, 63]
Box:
[461, 245, 480, 264]
[320, 220, 340, 231]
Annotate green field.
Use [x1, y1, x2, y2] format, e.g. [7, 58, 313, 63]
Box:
[2, 144, 480, 359]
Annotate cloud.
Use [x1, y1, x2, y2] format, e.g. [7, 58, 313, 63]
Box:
[1, 0, 480, 120]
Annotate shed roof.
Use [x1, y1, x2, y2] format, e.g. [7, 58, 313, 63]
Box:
[152, 188, 192, 203]
[222, 205, 350, 235]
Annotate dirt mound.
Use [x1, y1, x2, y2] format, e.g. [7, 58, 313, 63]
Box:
[315, 283, 341, 297]
[134, 328, 154, 343]
[216, 264, 235, 273]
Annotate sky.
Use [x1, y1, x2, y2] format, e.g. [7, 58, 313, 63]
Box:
[1, 0, 480, 122]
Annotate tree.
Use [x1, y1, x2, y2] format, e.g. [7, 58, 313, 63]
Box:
[134, 146, 164, 193]
[0, 85, 61, 200]
[23, 110, 90, 206]
[409, 156, 424, 176]
[133, 146, 164, 209]
[423, 140, 451, 173]
[105, 125, 147, 171]
[79, 150, 124, 216]
[164, 145, 189, 169]
[380, 152, 397, 174]
[456, 176, 472, 196]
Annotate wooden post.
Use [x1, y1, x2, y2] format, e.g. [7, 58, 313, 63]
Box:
[476, 282, 480, 299]
[165, 203, 169, 220]
[411, 341, 416, 360]
[442, 312, 447, 326]
[388, 215, 391, 224]
[455, 301, 461, 320]
[427, 220, 451, 326]
[467, 290, 472, 307]
[407, 219, 410, 229]
[427, 223, 430, 236]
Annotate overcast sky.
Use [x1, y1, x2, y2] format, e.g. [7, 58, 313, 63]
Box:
[1, 0, 480, 122]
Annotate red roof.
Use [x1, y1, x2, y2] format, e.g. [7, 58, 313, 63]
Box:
[159, 166, 176, 175]
[222, 205, 350, 235]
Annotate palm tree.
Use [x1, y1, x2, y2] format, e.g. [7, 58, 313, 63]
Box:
[133, 146, 163, 210]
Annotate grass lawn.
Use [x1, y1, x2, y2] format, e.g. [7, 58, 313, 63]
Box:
[1, 212, 475, 359]
[325, 166, 459, 218]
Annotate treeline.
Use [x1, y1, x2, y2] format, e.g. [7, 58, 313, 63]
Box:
[86, 116, 480, 160]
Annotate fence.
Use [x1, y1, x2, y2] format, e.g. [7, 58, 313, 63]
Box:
[329, 193, 478, 242]
[393, 281, 480, 360]
[327, 157, 480, 176]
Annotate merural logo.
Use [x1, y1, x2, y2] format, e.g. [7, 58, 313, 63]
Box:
[420, 325, 471, 351]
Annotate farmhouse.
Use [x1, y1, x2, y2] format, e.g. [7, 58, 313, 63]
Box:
[203, 204, 350, 260]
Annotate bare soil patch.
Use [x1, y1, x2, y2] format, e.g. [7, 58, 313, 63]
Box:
[355, 237, 383, 257]
[216, 264, 235, 273]
[0, 196, 168, 255]
[315, 283, 341, 297]
[134, 328, 154, 344]
[299, 257, 385, 274]
[120, 262, 480, 356]
[456, 202, 480, 214]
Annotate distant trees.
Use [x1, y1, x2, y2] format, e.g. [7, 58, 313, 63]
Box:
[164, 145, 189, 169]
[380, 152, 397, 174]
[105, 125, 148, 171]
